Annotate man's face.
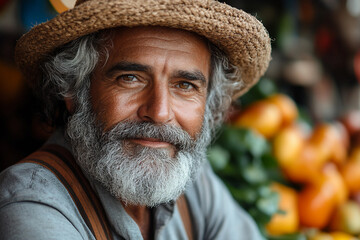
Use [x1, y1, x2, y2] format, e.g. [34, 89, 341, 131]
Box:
[90, 26, 211, 153]
[66, 26, 212, 206]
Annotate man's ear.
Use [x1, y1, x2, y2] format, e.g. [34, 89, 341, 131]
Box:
[64, 97, 75, 114]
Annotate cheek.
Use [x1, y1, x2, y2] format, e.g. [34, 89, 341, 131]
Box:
[173, 99, 206, 138]
[91, 87, 138, 129]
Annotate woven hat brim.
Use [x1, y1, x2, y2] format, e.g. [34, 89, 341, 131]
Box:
[15, 0, 271, 98]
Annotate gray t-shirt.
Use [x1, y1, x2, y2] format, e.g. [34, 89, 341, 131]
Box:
[0, 131, 263, 240]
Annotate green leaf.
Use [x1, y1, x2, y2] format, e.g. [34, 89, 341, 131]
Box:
[256, 191, 280, 216]
[257, 184, 273, 198]
[261, 153, 279, 169]
[217, 126, 247, 153]
[243, 130, 269, 157]
[227, 184, 258, 203]
[242, 163, 268, 184]
[260, 154, 286, 183]
[207, 145, 230, 171]
[249, 207, 272, 226]
[218, 163, 241, 179]
[235, 153, 252, 169]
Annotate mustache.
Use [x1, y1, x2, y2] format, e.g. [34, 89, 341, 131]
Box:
[101, 121, 195, 151]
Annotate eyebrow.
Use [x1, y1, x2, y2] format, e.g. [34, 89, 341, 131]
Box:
[106, 61, 152, 77]
[172, 70, 207, 85]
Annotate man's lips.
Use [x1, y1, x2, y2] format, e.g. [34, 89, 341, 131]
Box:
[129, 138, 172, 148]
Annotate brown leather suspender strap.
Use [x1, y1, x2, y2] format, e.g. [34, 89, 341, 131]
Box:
[177, 195, 193, 240]
[20, 144, 113, 240]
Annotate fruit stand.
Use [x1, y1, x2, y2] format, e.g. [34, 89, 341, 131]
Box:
[208, 80, 360, 240]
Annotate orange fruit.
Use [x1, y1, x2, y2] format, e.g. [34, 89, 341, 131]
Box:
[282, 143, 322, 184]
[322, 163, 348, 206]
[266, 182, 299, 235]
[267, 93, 298, 127]
[272, 124, 305, 169]
[234, 100, 282, 138]
[308, 123, 345, 167]
[283, 123, 348, 184]
[341, 147, 360, 194]
[298, 172, 337, 228]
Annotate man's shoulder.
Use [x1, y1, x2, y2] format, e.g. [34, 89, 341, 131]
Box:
[0, 162, 94, 239]
[0, 161, 71, 208]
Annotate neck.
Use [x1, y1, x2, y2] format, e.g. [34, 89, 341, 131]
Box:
[122, 202, 153, 240]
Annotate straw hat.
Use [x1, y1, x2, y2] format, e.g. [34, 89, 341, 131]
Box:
[15, 0, 271, 98]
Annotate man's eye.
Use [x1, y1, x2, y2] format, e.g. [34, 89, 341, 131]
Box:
[117, 74, 138, 82]
[176, 82, 194, 90]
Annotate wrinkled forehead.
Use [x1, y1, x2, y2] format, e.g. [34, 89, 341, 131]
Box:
[110, 26, 209, 47]
[98, 26, 212, 62]
[96, 26, 212, 78]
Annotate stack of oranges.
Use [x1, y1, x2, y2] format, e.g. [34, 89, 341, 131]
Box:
[233, 94, 360, 240]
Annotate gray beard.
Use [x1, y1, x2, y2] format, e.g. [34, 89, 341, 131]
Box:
[65, 99, 211, 207]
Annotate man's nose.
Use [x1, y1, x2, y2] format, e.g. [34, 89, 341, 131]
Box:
[137, 84, 174, 124]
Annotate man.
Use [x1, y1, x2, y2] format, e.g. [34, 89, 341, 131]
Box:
[0, 0, 271, 239]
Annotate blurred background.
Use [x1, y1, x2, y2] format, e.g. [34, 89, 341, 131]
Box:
[0, 0, 359, 168]
[1, 0, 360, 239]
